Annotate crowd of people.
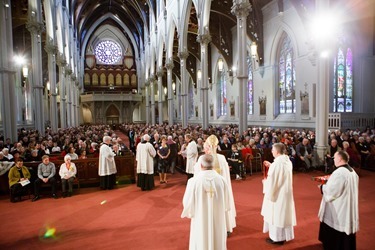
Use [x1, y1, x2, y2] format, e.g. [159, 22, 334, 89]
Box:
[0, 123, 369, 249]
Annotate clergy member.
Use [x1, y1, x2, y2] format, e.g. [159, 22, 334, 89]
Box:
[261, 143, 296, 245]
[183, 134, 198, 180]
[318, 150, 359, 250]
[98, 136, 117, 190]
[136, 134, 156, 191]
[181, 154, 230, 250]
[193, 135, 237, 234]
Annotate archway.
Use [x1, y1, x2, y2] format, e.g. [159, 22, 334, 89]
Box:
[106, 104, 119, 124]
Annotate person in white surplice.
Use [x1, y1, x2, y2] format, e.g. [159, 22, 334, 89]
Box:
[181, 134, 198, 180]
[193, 135, 237, 234]
[182, 154, 230, 250]
[136, 134, 157, 191]
[98, 136, 117, 190]
[261, 143, 296, 245]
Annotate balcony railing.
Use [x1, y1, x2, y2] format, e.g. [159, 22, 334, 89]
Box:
[328, 113, 375, 130]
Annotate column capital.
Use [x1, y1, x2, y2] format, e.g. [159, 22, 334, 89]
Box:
[165, 59, 174, 70]
[44, 38, 58, 55]
[65, 68, 72, 77]
[26, 20, 45, 35]
[148, 74, 155, 82]
[56, 53, 67, 67]
[231, 1, 252, 18]
[178, 50, 189, 60]
[156, 69, 164, 78]
[196, 33, 212, 45]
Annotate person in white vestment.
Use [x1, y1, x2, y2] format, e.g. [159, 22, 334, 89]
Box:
[98, 136, 117, 190]
[182, 134, 198, 180]
[136, 134, 156, 191]
[261, 143, 296, 245]
[182, 154, 230, 250]
[318, 150, 359, 250]
[193, 135, 237, 233]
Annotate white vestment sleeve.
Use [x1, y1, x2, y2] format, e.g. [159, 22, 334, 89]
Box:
[181, 178, 195, 219]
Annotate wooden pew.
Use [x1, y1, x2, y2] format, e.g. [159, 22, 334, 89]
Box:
[0, 154, 135, 195]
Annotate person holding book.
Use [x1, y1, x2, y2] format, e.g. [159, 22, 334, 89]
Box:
[8, 158, 31, 203]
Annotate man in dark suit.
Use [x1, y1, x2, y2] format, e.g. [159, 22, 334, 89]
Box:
[296, 138, 314, 170]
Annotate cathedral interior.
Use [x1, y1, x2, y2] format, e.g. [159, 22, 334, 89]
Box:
[1, 0, 374, 144]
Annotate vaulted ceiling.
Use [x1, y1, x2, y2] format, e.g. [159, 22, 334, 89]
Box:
[11, 0, 317, 86]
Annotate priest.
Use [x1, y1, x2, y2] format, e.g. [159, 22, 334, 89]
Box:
[261, 143, 296, 245]
[98, 136, 117, 190]
[193, 135, 237, 233]
[318, 150, 359, 250]
[136, 134, 156, 191]
[181, 154, 229, 250]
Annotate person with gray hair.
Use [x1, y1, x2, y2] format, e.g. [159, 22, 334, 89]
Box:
[181, 154, 230, 250]
[98, 135, 117, 190]
[136, 133, 156, 191]
[59, 155, 77, 197]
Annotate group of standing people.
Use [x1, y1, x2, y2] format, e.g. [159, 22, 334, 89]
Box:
[261, 143, 359, 249]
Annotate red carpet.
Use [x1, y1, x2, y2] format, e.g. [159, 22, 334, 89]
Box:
[0, 168, 374, 250]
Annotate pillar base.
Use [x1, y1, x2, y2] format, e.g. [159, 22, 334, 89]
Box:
[314, 144, 327, 167]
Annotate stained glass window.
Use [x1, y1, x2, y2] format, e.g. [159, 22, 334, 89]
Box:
[333, 44, 353, 112]
[278, 34, 296, 114]
[217, 69, 227, 117]
[95, 40, 122, 65]
[247, 54, 254, 115]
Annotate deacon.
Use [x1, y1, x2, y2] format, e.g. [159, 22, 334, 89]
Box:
[194, 135, 237, 234]
[318, 150, 359, 250]
[136, 134, 156, 191]
[183, 134, 198, 180]
[261, 143, 296, 245]
[181, 154, 230, 250]
[98, 136, 117, 190]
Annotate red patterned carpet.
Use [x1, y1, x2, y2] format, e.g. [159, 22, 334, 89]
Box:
[0, 168, 374, 250]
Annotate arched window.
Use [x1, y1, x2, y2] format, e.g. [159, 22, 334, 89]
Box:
[247, 54, 254, 115]
[333, 45, 353, 112]
[217, 69, 227, 117]
[95, 40, 122, 65]
[278, 34, 296, 114]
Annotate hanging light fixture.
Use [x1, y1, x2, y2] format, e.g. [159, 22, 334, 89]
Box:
[218, 58, 224, 72]
[197, 69, 202, 80]
[251, 41, 258, 58]
[163, 86, 167, 95]
[22, 66, 29, 78]
[172, 82, 176, 94]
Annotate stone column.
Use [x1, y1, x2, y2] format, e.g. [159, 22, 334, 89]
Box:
[0, 2, 17, 141]
[149, 74, 156, 125]
[57, 53, 67, 128]
[315, 0, 330, 164]
[144, 82, 150, 124]
[71, 75, 77, 127]
[165, 59, 174, 125]
[27, 10, 46, 133]
[197, 31, 212, 130]
[65, 67, 72, 127]
[178, 50, 189, 128]
[232, 0, 251, 134]
[45, 39, 58, 131]
[156, 69, 164, 125]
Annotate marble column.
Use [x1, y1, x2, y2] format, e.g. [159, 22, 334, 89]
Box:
[178, 50, 189, 128]
[27, 11, 45, 133]
[65, 67, 72, 127]
[315, 0, 330, 164]
[45, 39, 58, 132]
[197, 31, 211, 130]
[165, 59, 174, 125]
[57, 54, 67, 128]
[232, 0, 251, 134]
[156, 69, 164, 125]
[144, 82, 150, 124]
[149, 75, 156, 125]
[0, 2, 17, 141]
